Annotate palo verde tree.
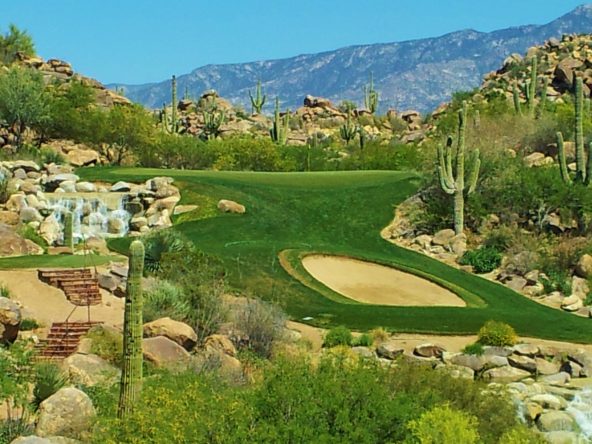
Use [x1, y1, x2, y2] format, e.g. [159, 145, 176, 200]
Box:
[118, 240, 145, 419]
[0, 66, 50, 147]
[0, 24, 35, 66]
[437, 101, 481, 235]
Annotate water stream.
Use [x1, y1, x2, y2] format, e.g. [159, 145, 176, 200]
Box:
[45, 193, 131, 242]
[567, 387, 592, 439]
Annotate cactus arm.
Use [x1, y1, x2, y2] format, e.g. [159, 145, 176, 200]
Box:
[557, 131, 572, 185]
[437, 144, 455, 194]
[587, 141, 592, 186]
[512, 83, 522, 116]
[118, 240, 145, 419]
[467, 150, 481, 195]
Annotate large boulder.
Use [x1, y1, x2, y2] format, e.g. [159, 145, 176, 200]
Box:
[143, 318, 197, 351]
[575, 254, 592, 278]
[61, 353, 119, 386]
[0, 297, 21, 343]
[217, 199, 246, 214]
[39, 215, 61, 246]
[482, 366, 531, 382]
[413, 343, 445, 359]
[203, 334, 236, 357]
[66, 149, 99, 167]
[431, 229, 455, 246]
[536, 411, 575, 432]
[35, 387, 96, 440]
[142, 336, 191, 369]
[376, 341, 404, 360]
[0, 224, 43, 257]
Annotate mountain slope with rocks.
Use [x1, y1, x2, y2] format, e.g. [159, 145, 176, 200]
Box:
[113, 4, 592, 113]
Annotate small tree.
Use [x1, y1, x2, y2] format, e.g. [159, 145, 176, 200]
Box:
[0, 66, 50, 147]
[0, 24, 35, 66]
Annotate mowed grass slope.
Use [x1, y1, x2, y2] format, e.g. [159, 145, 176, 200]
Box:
[78, 167, 592, 343]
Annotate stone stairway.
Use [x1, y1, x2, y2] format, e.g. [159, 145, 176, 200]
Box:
[38, 268, 102, 306]
[36, 321, 102, 360]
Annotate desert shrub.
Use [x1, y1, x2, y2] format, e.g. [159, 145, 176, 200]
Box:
[0, 175, 8, 204]
[540, 236, 590, 276]
[483, 226, 514, 252]
[498, 426, 546, 444]
[17, 225, 48, 251]
[353, 333, 373, 347]
[156, 249, 227, 344]
[407, 404, 480, 444]
[477, 321, 517, 347]
[459, 247, 502, 273]
[40, 148, 65, 165]
[462, 342, 484, 356]
[143, 230, 194, 274]
[234, 298, 286, 358]
[584, 292, 592, 307]
[92, 356, 522, 444]
[32, 362, 67, 410]
[143, 280, 190, 323]
[540, 269, 572, 295]
[370, 327, 389, 343]
[86, 326, 123, 367]
[323, 326, 353, 348]
[19, 318, 39, 331]
[0, 283, 10, 298]
[0, 341, 35, 442]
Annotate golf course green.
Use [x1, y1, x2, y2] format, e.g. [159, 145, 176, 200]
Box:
[76, 167, 592, 343]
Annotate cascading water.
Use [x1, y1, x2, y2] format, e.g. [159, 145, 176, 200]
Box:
[567, 387, 592, 439]
[46, 193, 132, 242]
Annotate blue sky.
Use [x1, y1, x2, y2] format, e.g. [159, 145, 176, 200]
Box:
[1, 1, 586, 84]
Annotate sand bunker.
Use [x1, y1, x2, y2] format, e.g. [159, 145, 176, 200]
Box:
[302, 255, 466, 307]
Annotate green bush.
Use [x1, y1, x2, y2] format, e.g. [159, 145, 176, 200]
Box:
[353, 333, 373, 347]
[585, 292, 592, 307]
[143, 280, 190, 323]
[92, 356, 522, 444]
[0, 283, 10, 298]
[19, 318, 39, 331]
[459, 247, 502, 273]
[40, 148, 65, 165]
[477, 321, 517, 347]
[323, 326, 353, 348]
[32, 362, 67, 410]
[498, 426, 547, 444]
[462, 342, 484, 356]
[407, 404, 480, 444]
[86, 326, 123, 367]
[17, 225, 48, 251]
[540, 269, 572, 295]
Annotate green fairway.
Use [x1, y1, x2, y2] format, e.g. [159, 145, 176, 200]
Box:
[0, 254, 123, 269]
[78, 167, 592, 343]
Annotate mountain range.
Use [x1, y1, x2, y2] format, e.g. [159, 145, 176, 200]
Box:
[111, 4, 592, 114]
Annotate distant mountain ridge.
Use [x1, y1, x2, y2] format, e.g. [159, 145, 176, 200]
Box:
[111, 4, 592, 113]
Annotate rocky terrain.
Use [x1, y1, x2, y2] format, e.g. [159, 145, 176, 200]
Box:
[115, 5, 592, 113]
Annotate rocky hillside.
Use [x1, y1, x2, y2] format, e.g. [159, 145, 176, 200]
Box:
[113, 5, 592, 113]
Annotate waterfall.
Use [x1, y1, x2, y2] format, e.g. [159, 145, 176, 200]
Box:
[46, 193, 132, 241]
[566, 387, 592, 439]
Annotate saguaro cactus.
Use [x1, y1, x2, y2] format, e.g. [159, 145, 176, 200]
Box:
[161, 75, 180, 134]
[248, 80, 266, 114]
[363, 73, 379, 114]
[526, 57, 538, 117]
[63, 211, 73, 250]
[437, 102, 481, 235]
[118, 240, 145, 419]
[269, 97, 289, 145]
[339, 112, 357, 144]
[557, 77, 591, 185]
[202, 105, 226, 141]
